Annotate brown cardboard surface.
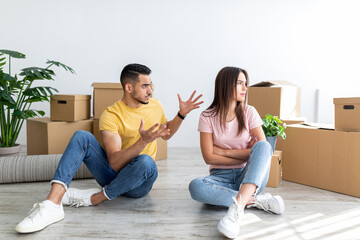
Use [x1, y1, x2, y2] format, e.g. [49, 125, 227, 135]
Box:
[281, 124, 360, 198]
[50, 94, 91, 122]
[27, 117, 93, 155]
[92, 119, 167, 161]
[248, 81, 300, 119]
[334, 97, 360, 132]
[275, 117, 306, 151]
[282, 125, 318, 186]
[93, 83, 123, 119]
[266, 150, 282, 188]
[155, 138, 167, 161]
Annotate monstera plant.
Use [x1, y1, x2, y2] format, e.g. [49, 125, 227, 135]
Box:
[0, 49, 75, 149]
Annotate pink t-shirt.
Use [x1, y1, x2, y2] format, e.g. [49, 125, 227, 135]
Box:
[198, 105, 263, 170]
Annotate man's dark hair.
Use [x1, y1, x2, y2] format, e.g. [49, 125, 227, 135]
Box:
[120, 63, 151, 88]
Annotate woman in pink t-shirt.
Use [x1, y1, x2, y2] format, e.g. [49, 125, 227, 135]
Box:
[189, 66, 285, 238]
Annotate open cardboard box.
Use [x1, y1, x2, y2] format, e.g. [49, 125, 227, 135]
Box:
[248, 81, 301, 119]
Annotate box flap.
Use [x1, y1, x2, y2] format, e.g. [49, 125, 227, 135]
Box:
[333, 97, 360, 105]
[250, 80, 298, 87]
[300, 123, 334, 130]
[52, 95, 91, 101]
[92, 82, 123, 89]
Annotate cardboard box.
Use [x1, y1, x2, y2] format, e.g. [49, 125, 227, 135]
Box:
[334, 97, 360, 132]
[50, 94, 91, 122]
[27, 117, 93, 155]
[275, 117, 307, 151]
[93, 83, 123, 119]
[266, 150, 282, 188]
[248, 81, 301, 119]
[92, 119, 167, 161]
[281, 124, 360, 198]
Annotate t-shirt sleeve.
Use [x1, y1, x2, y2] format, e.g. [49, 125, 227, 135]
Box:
[99, 110, 120, 134]
[247, 106, 263, 130]
[198, 112, 213, 133]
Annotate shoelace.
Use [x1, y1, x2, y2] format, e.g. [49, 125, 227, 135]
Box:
[229, 196, 242, 223]
[68, 197, 86, 208]
[254, 195, 273, 214]
[27, 203, 42, 218]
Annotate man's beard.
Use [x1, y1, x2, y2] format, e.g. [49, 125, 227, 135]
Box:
[133, 94, 151, 105]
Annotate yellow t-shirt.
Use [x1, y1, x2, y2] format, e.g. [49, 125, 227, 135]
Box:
[99, 98, 167, 160]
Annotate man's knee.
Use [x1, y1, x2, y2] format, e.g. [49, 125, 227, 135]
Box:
[72, 130, 93, 141]
[132, 154, 158, 180]
[134, 154, 157, 170]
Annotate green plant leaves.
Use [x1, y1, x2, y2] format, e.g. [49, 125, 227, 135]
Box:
[0, 49, 75, 147]
[262, 114, 287, 139]
[46, 60, 76, 74]
[23, 86, 58, 102]
[0, 50, 26, 59]
[20, 67, 55, 81]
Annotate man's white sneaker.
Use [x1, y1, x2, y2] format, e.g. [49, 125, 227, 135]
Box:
[249, 193, 285, 215]
[15, 200, 64, 233]
[217, 197, 244, 239]
[62, 188, 102, 207]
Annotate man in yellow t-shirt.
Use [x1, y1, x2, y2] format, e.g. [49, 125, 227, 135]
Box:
[15, 63, 203, 233]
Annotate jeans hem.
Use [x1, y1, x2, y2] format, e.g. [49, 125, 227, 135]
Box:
[50, 180, 68, 190]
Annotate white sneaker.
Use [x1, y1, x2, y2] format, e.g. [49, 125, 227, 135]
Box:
[15, 200, 65, 233]
[217, 197, 244, 239]
[249, 193, 285, 215]
[62, 188, 102, 207]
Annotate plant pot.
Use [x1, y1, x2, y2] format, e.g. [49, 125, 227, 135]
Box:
[266, 136, 277, 154]
[0, 144, 21, 156]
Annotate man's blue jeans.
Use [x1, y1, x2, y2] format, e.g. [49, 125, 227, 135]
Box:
[51, 130, 158, 200]
[188, 140, 272, 207]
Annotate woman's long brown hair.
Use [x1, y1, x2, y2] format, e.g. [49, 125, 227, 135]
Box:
[205, 66, 249, 135]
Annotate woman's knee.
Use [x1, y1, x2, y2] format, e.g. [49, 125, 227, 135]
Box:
[189, 178, 206, 199]
[253, 140, 272, 153]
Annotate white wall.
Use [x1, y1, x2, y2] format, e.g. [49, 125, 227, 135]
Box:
[1, 0, 360, 147]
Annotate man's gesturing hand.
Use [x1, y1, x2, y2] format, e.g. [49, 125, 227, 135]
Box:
[177, 90, 204, 116]
[138, 119, 170, 144]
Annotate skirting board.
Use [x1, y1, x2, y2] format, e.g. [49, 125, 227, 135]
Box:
[0, 154, 93, 184]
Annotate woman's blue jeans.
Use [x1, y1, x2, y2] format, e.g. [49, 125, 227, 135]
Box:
[51, 130, 158, 200]
[189, 140, 272, 207]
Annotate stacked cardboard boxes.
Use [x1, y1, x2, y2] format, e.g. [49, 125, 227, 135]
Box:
[92, 83, 167, 161]
[27, 95, 93, 155]
[247, 80, 305, 187]
[280, 97, 360, 197]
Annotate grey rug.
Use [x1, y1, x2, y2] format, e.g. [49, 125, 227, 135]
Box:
[0, 154, 93, 184]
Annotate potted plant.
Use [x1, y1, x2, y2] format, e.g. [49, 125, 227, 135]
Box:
[0, 49, 75, 155]
[262, 114, 286, 153]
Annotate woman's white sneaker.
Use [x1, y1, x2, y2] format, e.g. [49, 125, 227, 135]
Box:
[217, 197, 244, 239]
[15, 200, 64, 233]
[250, 193, 285, 214]
[62, 188, 102, 207]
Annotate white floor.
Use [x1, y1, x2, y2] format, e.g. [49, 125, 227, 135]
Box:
[1, 148, 360, 239]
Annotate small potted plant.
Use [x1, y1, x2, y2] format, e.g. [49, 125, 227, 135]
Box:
[262, 114, 286, 153]
[0, 49, 75, 155]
